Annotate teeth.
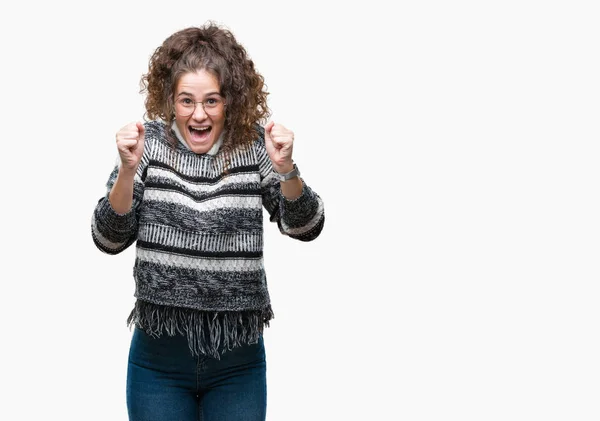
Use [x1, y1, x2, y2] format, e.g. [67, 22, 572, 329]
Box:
[190, 127, 210, 132]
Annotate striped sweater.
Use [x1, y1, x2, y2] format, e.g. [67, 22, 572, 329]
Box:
[91, 121, 325, 357]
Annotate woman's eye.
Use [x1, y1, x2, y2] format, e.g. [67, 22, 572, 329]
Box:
[206, 98, 217, 105]
[180, 98, 193, 105]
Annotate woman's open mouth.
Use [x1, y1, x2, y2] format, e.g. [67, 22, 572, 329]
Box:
[189, 125, 212, 143]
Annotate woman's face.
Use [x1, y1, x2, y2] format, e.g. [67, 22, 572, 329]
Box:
[174, 69, 226, 154]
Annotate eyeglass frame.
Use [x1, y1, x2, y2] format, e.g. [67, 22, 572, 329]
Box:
[174, 94, 226, 117]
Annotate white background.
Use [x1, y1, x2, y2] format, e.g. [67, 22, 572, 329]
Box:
[1, 0, 599, 420]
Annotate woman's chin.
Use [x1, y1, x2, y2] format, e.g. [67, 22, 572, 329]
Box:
[186, 135, 214, 154]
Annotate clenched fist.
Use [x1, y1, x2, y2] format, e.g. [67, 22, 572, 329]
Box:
[264, 121, 294, 174]
[116, 122, 145, 172]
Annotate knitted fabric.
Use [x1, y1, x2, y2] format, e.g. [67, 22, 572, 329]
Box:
[91, 121, 325, 357]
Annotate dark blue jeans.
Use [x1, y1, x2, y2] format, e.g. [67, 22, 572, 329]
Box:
[127, 327, 267, 421]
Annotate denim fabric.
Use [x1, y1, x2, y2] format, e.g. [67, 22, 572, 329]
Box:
[127, 327, 267, 421]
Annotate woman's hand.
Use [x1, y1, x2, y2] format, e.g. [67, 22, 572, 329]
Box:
[116, 122, 145, 173]
[264, 121, 294, 174]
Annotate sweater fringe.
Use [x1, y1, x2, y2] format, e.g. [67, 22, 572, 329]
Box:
[127, 300, 274, 359]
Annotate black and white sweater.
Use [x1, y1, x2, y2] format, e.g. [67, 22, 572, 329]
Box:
[91, 121, 325, 357]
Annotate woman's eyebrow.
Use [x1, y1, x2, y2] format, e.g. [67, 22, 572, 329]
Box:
[176, 91, 221, 98]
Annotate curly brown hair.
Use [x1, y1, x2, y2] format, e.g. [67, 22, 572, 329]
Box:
[140, 22, 270, 154]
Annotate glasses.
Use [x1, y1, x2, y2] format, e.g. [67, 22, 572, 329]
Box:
[175, 96, 225, 117]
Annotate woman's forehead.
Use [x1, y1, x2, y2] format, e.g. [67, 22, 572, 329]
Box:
[176, 70, 220, 94]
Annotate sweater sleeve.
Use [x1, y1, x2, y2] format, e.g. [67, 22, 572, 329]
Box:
[254, 126, 325, 242]
[91, 122, 153, 254]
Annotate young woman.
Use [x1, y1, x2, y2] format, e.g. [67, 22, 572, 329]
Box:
[91, 23, 325, 421]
